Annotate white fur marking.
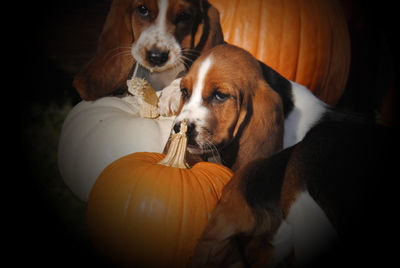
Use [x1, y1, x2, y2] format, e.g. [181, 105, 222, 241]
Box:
[175, 57, 212, 153]
[272, 190, 338, 266]
[156, 0, 168, 31]
[132, 0, 184, 75]
[284, 82, 328, 148]
[177, 57, 212, 122]
[191, 57, 212, 106]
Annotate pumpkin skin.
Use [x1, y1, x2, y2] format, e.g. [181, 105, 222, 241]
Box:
[209, 0, 350, 106]
[87, 152, 233, 267]
[57, 97, 175, 201]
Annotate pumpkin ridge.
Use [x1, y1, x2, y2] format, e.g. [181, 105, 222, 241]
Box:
[156, 165, 178, 264]
[165, 168, 181, 264]
[309, 0, 323, 92]
[253, 0, 262, 58]
[322, 13, 334, 102]
[179, 169, 217, 262]
[231, 0, 239, 43]
[174, 169, 186, 261]
[321, 1, 337, 104]
[122, 160, 151, 231]
[292, 0, 302, 82]
[275, 0, 283, 69]
[308, 2, 326, 99]
[191, 168, 214, 218]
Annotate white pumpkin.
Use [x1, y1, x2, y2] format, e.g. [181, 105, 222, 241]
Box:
[58, 96, 175, 201]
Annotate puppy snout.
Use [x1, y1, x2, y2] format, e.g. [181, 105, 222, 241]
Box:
[146, 49, 169, 66]
[173, 121, 195, 137]
[173, 122, 181, 134]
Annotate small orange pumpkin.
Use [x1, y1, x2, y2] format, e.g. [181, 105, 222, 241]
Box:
[87, 122, 233, 267]
[209, 0, 350, 106]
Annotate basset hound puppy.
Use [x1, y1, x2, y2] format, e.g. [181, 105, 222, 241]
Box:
[73, 0, 224, 101]
[172, 44, 397, 267]
[172, 44, 329, 171]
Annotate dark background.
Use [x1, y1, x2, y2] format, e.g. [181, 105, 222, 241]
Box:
[16, 0, 398, 266]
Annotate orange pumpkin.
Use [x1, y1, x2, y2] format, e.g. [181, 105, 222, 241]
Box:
[209, 0, 350, 106]
[87, 122, 233, 267]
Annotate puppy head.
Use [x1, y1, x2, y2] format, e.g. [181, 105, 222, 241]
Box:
[173, 44, 284, 168]
[74, 0, 223, 100]
[131, 0, 212, 73]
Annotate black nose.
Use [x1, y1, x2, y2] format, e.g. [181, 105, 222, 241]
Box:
[146, 49, 169, 66]
[173, 122, 181, 134]
[173, 121, 195, 136]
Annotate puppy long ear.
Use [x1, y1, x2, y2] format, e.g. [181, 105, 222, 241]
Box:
[73, 0, 135, 100]
[232, 92, 248, 138]
[194, 1, 225, 52]
[232, 80, 284, 171]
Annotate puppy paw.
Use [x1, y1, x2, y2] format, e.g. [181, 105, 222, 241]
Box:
[158, 78, 182, 116]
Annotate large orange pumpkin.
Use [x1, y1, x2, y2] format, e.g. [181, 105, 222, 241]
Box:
[209, 0, 350, 106]
[87, 122, 233, 267]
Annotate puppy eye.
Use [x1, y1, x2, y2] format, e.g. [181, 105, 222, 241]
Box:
[212, 91, 230, 103]
[181, 88, 190, 100]
[136, 5, 150, 17]
[175, 11, 192, 24]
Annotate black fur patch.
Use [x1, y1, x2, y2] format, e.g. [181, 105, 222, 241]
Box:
[239, 147, 295, 212]
[258, 61, 294, 117]
[285, 121, 398, 266]
[236, 118, 398, 266]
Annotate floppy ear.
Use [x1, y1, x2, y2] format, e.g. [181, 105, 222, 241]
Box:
[194, 0, 225, 52]
[233, 92, 248, 138]
[231, 80, 284, 171]
[73, 0, 135, 100]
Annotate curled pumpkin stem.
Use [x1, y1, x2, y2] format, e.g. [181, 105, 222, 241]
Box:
[127, 72, 159, 119]
[158, 121, 190, 169]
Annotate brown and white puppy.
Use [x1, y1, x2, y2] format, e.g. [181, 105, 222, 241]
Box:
[73, 0, 224, 101]
[170, 44, 397, 267]
[173, 44, 285, 171]
[172, 44, 329, 171]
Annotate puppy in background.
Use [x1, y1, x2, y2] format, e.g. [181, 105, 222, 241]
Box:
[73, 0, 224, 105]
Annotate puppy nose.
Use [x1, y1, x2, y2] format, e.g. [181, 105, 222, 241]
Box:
[173, 122, 181, 134]
[173, 121, 195, 136]
[146, 49, 169, 66]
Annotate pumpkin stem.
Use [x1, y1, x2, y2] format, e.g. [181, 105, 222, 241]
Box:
[158, 121, 190, 169]
[127, 69, 159, 119]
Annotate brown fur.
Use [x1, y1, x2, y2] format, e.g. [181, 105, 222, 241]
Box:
[177, 44, 284, 171]
[181, 45, 286, 267]
[73, 0, 224, 100]
[191, 162, 284, 268]
[190, 174, 256, 267]
[280, 154, 306, 217]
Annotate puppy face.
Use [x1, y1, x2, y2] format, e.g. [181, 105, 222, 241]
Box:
[131, 0, 201, 73]
[174, 45, 263, 155]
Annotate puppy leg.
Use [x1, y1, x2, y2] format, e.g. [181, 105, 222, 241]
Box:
[190, 183, 280, 267]
[158, 78, 182, 116]
[190, 182, 253, 267]
[191, 150, 294, 267]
